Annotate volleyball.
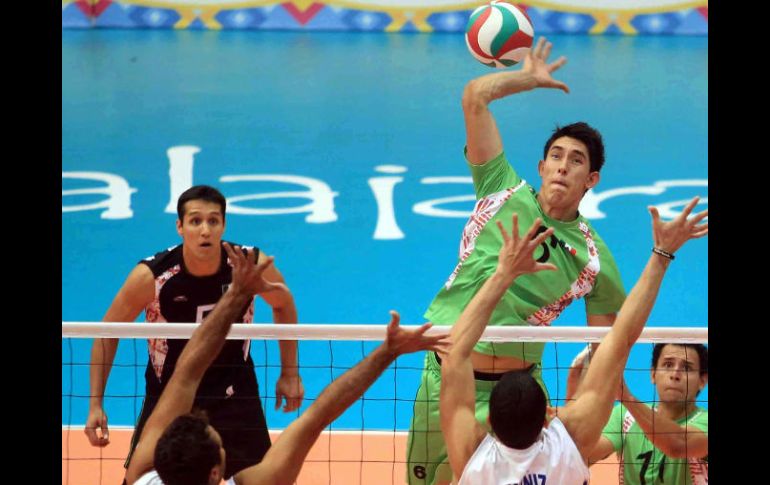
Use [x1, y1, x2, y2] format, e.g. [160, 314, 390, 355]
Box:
[465, 1, 535, 68]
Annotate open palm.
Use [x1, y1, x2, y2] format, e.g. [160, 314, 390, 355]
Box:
[522, 37, 569, 93]
[384, 311, 450, 356]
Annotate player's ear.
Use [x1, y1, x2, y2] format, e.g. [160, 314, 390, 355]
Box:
[208, 466, 221, 485]
[176, 219, 183, 236]
[585, 171, 600, 191]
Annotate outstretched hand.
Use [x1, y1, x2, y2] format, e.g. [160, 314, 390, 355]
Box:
[384, 311, 451, 357]
[649, 196, 708, 255]
[495, 214, 558, 281]
[522, 37, 569, 93]
[223, 242, 288, 296]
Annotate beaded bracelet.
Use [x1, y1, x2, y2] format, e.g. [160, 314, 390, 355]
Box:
[652, 247, 675, 260]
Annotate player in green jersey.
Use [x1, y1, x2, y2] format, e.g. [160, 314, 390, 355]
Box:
[407, 37, 627, 485]
[575, 343, 708, 484]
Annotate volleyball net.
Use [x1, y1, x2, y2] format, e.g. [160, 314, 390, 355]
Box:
[62, 322, 708, 485]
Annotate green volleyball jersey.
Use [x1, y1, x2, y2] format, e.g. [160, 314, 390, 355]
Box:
[424, 151, 626, 363]
[602, 404, 708, 485]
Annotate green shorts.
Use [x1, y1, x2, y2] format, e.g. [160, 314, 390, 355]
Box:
[405, 352, 549, 485]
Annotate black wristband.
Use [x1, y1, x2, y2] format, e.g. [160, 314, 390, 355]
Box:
[652, 247, 675, 260]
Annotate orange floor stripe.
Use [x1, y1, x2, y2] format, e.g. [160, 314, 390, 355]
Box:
[62, 429, 620, 484]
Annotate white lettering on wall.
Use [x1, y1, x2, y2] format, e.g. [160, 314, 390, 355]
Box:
[165, 145, 201, 213]
[61, 145, 708, 234]
[413, 176, 475, 217]
[368, 165, 407, 240]
[579, 180, 708, 220]
[62, 172, 137, 219]
[219, 174, 339, 223]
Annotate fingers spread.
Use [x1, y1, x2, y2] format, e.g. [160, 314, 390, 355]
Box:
[542, 41, 553, 60]
[690, 209, 708, 225]
[680, 196, 700, 219]
[693, 222, 708, 232]
[255, 255, 275, 274]
[427, 337, 452, 353]
[496, 220, 510, 243]
[416, 322, 432, 336]
[550, 56, 567, 71]
[223, 242, 237, 261]
[531, 227, 554, 248]
[536, 263, 558, 272]
[525, 218, 543, 242]
[553, 81, 570, 94]
[512, 213, 519, 243]
[534, 37, 545, 57]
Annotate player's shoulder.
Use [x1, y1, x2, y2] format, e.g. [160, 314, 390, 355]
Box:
[576, 216, 606, 241]
[578, 217, 622, 264]
[138, 244, 183, 275]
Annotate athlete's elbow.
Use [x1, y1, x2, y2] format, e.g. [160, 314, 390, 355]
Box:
[462, 80, 492, 114]
[270, 288, 296, 311]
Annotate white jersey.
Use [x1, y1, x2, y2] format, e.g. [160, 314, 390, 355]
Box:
[133, 469, 237, 485]
[459, 417, 589, 485]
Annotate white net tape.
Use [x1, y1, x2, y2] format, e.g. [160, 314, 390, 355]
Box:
[63, 322, 708, 343]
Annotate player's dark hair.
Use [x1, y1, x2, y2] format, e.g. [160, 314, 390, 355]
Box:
[177, 185, 227, 222]
[543, 122, 606, 173]
[154, 412, 221, 485]
[488, 370, 547, 449]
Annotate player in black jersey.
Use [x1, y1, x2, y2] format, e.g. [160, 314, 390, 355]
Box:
[87, 185, 304, 477]
[124, 243, 449, 485]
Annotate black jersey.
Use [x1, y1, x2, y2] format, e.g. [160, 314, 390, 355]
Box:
[139, 241, 258, 399]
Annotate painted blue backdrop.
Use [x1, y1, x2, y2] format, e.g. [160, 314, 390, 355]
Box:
[62, 30, 708, 432]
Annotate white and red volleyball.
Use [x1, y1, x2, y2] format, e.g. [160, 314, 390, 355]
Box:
[465, 1, 534, 69]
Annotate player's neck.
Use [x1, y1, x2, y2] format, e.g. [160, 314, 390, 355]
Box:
[182, 245, 222, 276]
[536, 194, 579, 222]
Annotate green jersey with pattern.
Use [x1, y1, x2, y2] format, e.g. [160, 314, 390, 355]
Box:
[424, 151, 626, 363]
[602, 404, 708, 485]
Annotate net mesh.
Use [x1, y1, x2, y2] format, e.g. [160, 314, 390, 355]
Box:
[62, 323, 707, 485]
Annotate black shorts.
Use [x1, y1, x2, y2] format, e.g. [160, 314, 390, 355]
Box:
[125, 374, 271, 478]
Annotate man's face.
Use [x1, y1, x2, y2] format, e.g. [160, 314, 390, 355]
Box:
[538, 136, 599, 209]
[176, 200, 225, 261]
[652, 345, 707, 404]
